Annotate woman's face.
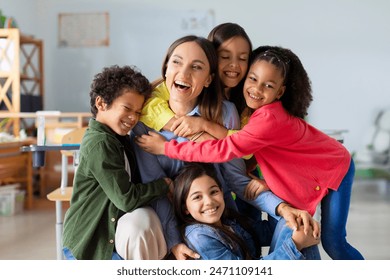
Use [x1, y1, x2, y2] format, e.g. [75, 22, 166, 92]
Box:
[185, 175, 225, 227]
[243, 60, 285, 110]
[217, 36, 250, 90]
[165, 41, 213, 105]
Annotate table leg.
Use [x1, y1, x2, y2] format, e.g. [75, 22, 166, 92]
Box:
[55, 200, 64, 260]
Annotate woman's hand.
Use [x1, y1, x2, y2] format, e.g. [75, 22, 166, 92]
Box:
[244, 178, 269, 200]
[171, 243, 200, 260]
[135, 131, 167, 155]
[276, 203, 320, 239]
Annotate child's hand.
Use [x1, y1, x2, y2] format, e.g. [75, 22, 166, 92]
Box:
[291, 217, 321, 250]
[171, 116, 205, 138]
[171, 243, 200, 260]
[135, 131, 167, 155]
[244, 178, 269, 200]
[276, 203, 320, 239]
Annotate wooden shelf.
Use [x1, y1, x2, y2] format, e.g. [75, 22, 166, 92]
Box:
[0, 28, 44, 136]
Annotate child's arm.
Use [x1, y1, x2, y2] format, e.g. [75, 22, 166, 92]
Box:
[170, 115, 229, 139]
[140, 95, 174, 132]
[91, 141, 170, 212]
[140, 91, 231, 139]
[243, 177, 270, 200]
[276, 203, 320, 239]
[141, 84, 235, 138]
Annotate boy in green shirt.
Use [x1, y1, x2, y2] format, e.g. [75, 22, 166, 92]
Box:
[62, 65, 187, 259]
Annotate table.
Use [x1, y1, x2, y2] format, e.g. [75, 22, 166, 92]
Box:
[0, 112, 91, 130]
[21, 143, 80, 259]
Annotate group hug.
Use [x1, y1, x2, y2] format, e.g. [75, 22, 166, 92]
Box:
[61, 22, 364, 260]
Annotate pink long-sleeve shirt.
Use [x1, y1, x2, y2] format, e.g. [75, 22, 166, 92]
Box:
[166, 101, 351, 215]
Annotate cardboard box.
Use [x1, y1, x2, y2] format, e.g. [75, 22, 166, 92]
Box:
[0, 184, 25, 216]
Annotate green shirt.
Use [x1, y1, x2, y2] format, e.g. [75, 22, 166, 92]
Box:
[63, 119, 169, 259]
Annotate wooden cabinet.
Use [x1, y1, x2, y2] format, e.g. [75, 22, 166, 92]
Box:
[0, 28, 44, 136]
[0, 138, 35, 209]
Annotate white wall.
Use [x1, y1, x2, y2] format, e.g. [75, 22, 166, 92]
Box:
[2, 0, 390, 153]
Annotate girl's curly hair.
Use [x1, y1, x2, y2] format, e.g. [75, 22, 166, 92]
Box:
[89, 65, 152, 117]
[250, 46, 313, 119]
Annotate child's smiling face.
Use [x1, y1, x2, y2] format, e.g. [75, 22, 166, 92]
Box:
[185, 175, 225, 226]
[243, 60, 286, 110]
[217, 36, 250, 90]
[96, 90, 144, 136]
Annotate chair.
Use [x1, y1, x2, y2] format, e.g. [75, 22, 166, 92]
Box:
[46, 126, 87, 260]
[354, 109, 390, 187]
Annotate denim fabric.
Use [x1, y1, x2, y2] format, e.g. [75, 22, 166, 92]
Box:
[185, 223, 247, 260]
[320, 159, 364, 259]
[185, 219, 309, 260]
[63, 247, 123, 260]
[269, 218, 321, 260]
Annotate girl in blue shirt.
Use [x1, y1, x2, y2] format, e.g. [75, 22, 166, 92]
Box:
[172, 162, 321, 260]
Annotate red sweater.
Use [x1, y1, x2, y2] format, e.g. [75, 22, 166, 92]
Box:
[166, 101, 351, 215]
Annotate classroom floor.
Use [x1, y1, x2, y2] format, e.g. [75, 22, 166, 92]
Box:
[0, 180, 389, 260]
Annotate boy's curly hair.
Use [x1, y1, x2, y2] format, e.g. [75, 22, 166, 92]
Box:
[89, 65, 152, 117]
[250, 46, 313, 119]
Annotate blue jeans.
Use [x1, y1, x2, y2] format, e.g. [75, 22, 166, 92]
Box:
[63, 247, 123, 260]
[269, 218, 321, 260]
[320, 159, 364, 259]
[270, 159, 364, 260]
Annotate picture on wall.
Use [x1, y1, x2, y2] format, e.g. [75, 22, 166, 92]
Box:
[58, 12, 109, 47]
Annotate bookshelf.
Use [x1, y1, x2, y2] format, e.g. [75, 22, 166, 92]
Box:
[0, 28, 44, 136]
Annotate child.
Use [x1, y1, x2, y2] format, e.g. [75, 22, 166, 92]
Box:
[208, 22, 251, 116]
[136, 46, 365, 260]
[173, 162, 320, 260]
[62, 65, 178, 260]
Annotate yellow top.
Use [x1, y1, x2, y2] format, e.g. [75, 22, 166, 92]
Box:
[140, 81, 174, 131]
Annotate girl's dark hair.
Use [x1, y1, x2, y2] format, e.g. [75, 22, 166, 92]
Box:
[208, 22, 252, 53]
[250, 46, 313, 119]
[173, 162, 259, 259]
[89, 65, 152, 117]
[161, 35, 224, 125]
[208, 23, 252, 115]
